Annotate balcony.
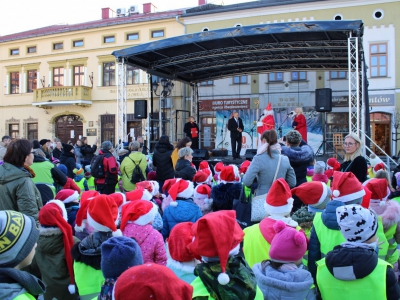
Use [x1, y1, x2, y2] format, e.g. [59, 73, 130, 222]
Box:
[32, 86, 92, 108]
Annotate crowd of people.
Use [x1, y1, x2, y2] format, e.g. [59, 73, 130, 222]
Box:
[1, 126, 400, 300]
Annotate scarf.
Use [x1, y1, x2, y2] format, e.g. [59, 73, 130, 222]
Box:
[194, 256, 257, 300]
[0, 268, 45, 296]
[79, 231, 112, 256]
[257, 143, 281, 155]
[98, 278, 116, 300]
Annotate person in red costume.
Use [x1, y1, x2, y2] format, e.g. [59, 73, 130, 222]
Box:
[257, 103, 276, 135]
[292, 107, 307, 142]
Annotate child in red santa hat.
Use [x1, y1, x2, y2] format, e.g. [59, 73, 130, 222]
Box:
[74, 190, 99, 241]
[211, 165, 242, 211]
[324, 157, 341, 183]
[213, 161, 225, 183]
[193, 184, 213, 216]
[56, 189, 80, 233]
[161, 178, 178, 211]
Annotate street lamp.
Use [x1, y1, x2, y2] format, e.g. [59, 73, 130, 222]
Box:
[152, 78, 174, 137]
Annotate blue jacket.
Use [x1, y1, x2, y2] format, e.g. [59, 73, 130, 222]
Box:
[308, 200, 344, 280]
[162, 198, 202, 239]
[211, 182, 242, 211]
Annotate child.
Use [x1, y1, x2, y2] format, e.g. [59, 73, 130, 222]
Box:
[161, 178, 178, 211]
[211, 165, 242, 211]
[389, 172, 400, 202]
[59, 164, 81, 194]
[193, 184, 213, 216]
[166, 222, 200, 283]
[74, 190, 99, 241]
[312, 161, 328, 184]
[253, 220, 316, 299]
[121, 200, 167, 265]
[188, 210, 264, 300]
[193, 170, 211, 186]
[162, 180, 202, 239]
[213, 161, 225, 183]
[324, 157, 340, 182]
[306, 166, 314, 182]
[99, 236, 143, 299]
[316, 204, 400, 300]
[84, 171, 96, 190]
[369, 153, 383, 178]
[33, 200, 79, 299]
[73, 165, 88, 194]
[0, 211, 45, 299]
[55, 189, 80, 232]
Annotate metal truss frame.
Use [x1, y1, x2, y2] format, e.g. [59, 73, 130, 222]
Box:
[117, 58, 127, 150]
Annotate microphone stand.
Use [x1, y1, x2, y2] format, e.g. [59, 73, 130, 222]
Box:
[218, 116, 227, 149]
[277, 113, 292, 139]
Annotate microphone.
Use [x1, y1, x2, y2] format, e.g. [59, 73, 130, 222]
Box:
[287, 111, 295, 116]
[224, 116, 227, 118]
[258, 113, 265, 121]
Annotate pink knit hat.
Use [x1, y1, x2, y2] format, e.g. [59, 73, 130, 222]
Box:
[269, 220, 307, 263]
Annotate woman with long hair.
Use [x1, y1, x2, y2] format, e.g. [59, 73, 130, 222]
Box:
[171, 137, 192, 169]
[340, 132, 367, 182]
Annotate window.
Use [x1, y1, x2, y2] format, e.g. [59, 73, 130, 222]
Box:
[10, 49, 19, 55]
[27, 46, 36, 53]
[9, 124, 19, 139]
[330, 71, 347, 79]
[127, 65, 139, 85]
[53, 42, 63, 50]
[27, 123, 38, 141]
[53, 67, 64, 86]
[27, 70, 37, 93]
[73, 40, 84, 47]
[200, 80, 213, 86]
[10, 72, 19, 94]
[233, 75, 247, 84]
[151, 30, 164, 38]
[104, 36, 115, 43]
[268, 72, 283, 82]
[291, 71, 307, 81]
[74, 65, 84, 86]
[127, 33, 139, 41]
[370, 43, 387, 77]
[103, 62, 115, 86]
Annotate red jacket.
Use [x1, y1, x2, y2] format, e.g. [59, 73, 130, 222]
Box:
[95, 149, 119, 185]
[293, 113, 307, 142]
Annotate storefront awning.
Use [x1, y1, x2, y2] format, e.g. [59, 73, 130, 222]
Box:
[32, 100, 92, 108]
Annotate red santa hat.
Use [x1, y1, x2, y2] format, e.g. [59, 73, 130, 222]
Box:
[167, 222, 198, 262]
[39, 200, 76, 294]
[169, 180, 194, 206]
[199, 160, 211, 172]
[369, 155, 383, 168]
[187, 210, 244, 285]
[291, 181, 330, 210]
[136, 181, 154, 195]
[55, 189, 80, 204]
[74, 190, 99, 232]
[162, 179, 178, 193]
[109, 193, 127, 209]
[214, 162, 224, 174]
[219, 165, 240, 183]
[149, 180, 160, 196]
[264, 102, 273, 114]
[364, 178, 390, 206]
[239, 160, 251, 175]
[194, 184, 211, 200]
[193, 170, 209, 184]
[125, 188, 152, 202]
[120, 200, 158, 231]
[87, 195, 122, 236]
[373, 162, 386, 175]
[331, 171, 365, 202]
[265, 178, 294, 215]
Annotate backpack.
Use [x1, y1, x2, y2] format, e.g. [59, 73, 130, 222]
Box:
[126, 157, 145, 184]
[90, 154, 105, 178]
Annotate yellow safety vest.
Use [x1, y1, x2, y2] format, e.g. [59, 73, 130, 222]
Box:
[86, 176, 96, 190]
[376, 216, 389, 260]
[391, 196, 400, 206]
[384, 223, 399, 265]
[191, 276, 264, 300]
[317, 258, 389, 300]
[14, 293, 36, 300]
[306, 176, 312, 182]
[73, 261, 104, 297]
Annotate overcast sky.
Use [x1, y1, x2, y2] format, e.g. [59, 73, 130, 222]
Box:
[0, 0, 254, 36]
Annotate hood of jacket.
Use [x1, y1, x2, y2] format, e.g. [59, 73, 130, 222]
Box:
[175, 158, 192, 171]
[122, 223, 153, 245]
[75, 175, 85, 182]
[0, 162, 31, 185]
[253, 262, 314, 297]
[33, 155, 47, 163]
[154, 142, 174, 153]
[167, 199, 200, 222]
[370, 200, 400, 229]
[325, 245, 378, 280]
[322, 200, 345, 230]
[281, 145, 314, 165]
[37, 226, 65, 255]
[0, 268, 45, 299]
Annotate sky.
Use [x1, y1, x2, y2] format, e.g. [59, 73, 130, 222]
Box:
[0, 0, 254, 36]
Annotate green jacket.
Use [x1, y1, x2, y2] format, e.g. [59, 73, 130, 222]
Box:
[0, 162, 42, 222]
[120, 152, 147, 192]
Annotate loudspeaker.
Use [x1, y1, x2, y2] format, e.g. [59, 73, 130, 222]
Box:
[134, 100, 147, 119]
[245, 149, 257, 161]
[315, 88, 332, 112]
[192, 149, 210, 160]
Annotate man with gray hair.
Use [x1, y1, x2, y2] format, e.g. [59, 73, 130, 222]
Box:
[94, 141, 119, 195]
[0, 135, 11, 161]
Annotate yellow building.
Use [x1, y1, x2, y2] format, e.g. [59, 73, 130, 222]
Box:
[0, 6, 186, 147]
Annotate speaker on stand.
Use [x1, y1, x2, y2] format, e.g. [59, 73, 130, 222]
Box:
[192, 149, 210, 169]
[315, 88, 332, 156]
[134, 100, 147, 119]
[245, 149, 257, 161]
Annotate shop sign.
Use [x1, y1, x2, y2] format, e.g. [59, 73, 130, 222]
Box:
[86, 129, 97, 136]
[332, 95, 349, 107]
[369, 94, 394, 106]
[199, 98, 250, 110]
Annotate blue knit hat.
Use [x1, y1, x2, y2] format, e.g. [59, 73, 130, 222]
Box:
[101, 236, 143, 279]
[58, 164, 68, 176]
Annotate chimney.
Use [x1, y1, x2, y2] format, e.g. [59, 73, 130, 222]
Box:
[143, 3, 157, 14]
[102, 7, 111, 19]
[199, 0, 207, 5]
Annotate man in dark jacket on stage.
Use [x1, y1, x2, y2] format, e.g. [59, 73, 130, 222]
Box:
[227, 111, 244, 159]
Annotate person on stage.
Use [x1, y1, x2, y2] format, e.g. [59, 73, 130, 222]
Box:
[227, 111, 244, 159]
[292, 107, 307, 142]
[183, 116, 199, 149]
[257, 103, 276, 149]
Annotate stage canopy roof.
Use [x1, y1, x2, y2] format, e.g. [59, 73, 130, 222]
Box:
[112, 20, 364, 84]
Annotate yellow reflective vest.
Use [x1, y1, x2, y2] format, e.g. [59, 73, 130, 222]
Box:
[14, 293, 36, 300]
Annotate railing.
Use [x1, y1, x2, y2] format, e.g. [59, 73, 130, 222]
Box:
[361, 129, 397, 168]
[33, 86, 92, 103]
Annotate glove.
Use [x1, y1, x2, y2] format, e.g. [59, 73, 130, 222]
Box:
[257, 122, 263, 127]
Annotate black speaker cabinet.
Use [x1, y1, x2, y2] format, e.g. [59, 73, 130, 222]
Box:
[245, 149, 257, 161]
[192, 149, 210, 160]
[315, 88, 332, 112]
[134, 100, 147, 119]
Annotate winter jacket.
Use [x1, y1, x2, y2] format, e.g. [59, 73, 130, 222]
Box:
[52, 147, 62, 159]
[0, 268, 45, 300]
[293, 114, 308, 142]
[81, 144, 97, 161]
[318, 245, 400, 300]
[167, 259, 198, 283]
[174, 158, 196, 181]
[253, 262, 316, 300]
[243, 149, 296, 195]
[340, 155, 368, 183]
[0, 141, 7, 160]
[391, 165, 400, 189]
[95, 149, 119, 185]
[74, 176, 88, 193]
[120, 151, 147, 192]
[65, 202, 79, 233]
[31, 155, 67, 187]
[171, 148, 179, 169]
[162, 198, 202, 239]
[281, 144, 314, 187]
[311, 173, 328, 184]
[27, 226, 80, 300]
[153, 142, 174, 182]
[74, 145, 83, 164]
[211, 182, 242, 211]
[0, 162, 42, 223]
[123, 223, 167, 265]
[59, 152, 76, 178]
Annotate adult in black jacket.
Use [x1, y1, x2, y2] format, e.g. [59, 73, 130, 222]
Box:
[153, 135, 174, 188]
[81, 137, 98, 163]
[52, 140, 63, 159]
[59, 143, 76, 178]
[174, 147, 196, 181]
[227, 111, 244, 159]
[183, 116, 200, 150]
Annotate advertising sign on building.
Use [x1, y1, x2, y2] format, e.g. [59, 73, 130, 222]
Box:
[199, 98, 250, 111]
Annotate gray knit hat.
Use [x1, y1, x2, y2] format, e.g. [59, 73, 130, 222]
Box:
[314, 161, 326, 174]
[102, 141, 113, 151]
[0, 211, 39, 268]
